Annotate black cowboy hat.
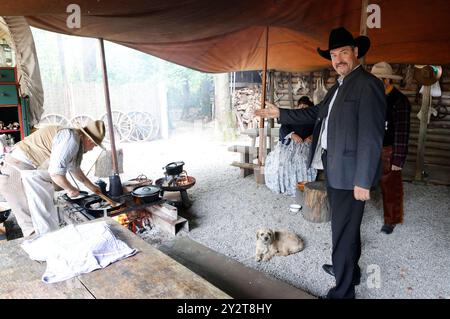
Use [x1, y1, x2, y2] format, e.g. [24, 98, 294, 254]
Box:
[317, 27, 370, 60]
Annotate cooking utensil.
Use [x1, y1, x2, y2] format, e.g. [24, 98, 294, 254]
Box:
[131, 185, 162, 204]
[96, 191, 122, 207]
[164, 161, 185, 176]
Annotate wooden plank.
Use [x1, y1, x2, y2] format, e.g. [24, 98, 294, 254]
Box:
[0, 238, 94, 299]
[159, 237, 315, 299]
[231, 162, 260, 170]
[77, 218, 230, 299]
[147, 203, 178, 221]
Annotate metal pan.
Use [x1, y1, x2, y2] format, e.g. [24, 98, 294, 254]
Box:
[62, 191, 90, 204]
[83, 197, 124, 218]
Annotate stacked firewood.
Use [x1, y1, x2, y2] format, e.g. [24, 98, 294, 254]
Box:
[232, 86, 261, 131]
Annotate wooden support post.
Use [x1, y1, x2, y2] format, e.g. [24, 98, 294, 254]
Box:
[288, 72, 294, 108]
[99, 38, 119, 175]
[415, 85, 431, 181]
[359, 0, 369, 68]
[258, 26, 269, 167]
[268, 70, 275, 128]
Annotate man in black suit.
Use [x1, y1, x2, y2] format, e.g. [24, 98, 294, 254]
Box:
[255, 27, 386, 299]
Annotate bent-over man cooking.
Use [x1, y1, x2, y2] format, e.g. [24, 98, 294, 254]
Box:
[0, 120, 106, 237]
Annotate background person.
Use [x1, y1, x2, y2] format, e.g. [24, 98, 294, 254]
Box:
[371, 61, 411, 234]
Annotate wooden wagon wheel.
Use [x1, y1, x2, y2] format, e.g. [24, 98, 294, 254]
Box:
[100, 111, 132, 143]
[37, 114, 69, 128]
[149, 115, 160, 140]
[126, 111, 153, 142]
[70, 114, 94, 128]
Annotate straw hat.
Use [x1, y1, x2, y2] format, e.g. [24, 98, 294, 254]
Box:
[79, 120, 106, 149]
[371, 62, 403, 80]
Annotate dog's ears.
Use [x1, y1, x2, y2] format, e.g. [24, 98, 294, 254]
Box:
[256, 230, 260, 239]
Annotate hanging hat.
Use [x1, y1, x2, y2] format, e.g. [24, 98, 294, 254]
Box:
[371, 62, 403, 80]
[317, 27, 370, 60]
[79, 120, 106, 149]
[413, 65, 442, 86]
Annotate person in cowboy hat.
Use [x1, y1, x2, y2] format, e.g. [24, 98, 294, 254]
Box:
[256, 27, 387, 299]
[371, 62, 411, 234]
[0, 120, 106, 237]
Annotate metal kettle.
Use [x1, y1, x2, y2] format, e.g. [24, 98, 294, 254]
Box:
[108, 174, 123, 197]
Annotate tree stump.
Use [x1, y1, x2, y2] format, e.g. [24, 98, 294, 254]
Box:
[303, 181, 330, 223]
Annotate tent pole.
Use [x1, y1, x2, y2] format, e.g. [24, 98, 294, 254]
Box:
[98, 38, 119, 175]
[359, 0, 369, 67]
[258, 26, 269, 167]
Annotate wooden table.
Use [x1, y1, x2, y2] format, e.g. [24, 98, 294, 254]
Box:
[0, 217, 230, 299]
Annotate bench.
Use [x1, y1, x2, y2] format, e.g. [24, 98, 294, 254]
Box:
[228, 145, 271, 177]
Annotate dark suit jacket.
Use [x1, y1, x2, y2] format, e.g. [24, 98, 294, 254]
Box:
[279, 66, 386, 190]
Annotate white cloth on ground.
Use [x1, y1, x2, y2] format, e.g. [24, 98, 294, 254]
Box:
[21, 221, 138, 283]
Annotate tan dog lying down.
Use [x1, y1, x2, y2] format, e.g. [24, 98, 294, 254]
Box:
[255, 227, 304, 262]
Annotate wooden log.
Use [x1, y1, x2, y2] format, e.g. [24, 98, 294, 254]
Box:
[302, 181, 330, 223]
[415, 85, 432, 180]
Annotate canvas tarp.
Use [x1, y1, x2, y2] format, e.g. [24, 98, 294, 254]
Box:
[0, 16, 44, 125]
[1, 0, 450, 73]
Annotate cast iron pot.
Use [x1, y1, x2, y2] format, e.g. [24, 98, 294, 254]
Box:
[131, 185, 162, 204]
[164, 161, 185, 176]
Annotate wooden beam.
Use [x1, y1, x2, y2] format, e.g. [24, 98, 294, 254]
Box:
[258, 26, 269, 167]
[359, 0, 369, 67]
[415, 85, 432, 181]
[268, 70, 275, 128]
[287, 72, 294, 108]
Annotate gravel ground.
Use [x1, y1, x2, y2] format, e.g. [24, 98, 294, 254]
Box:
[104, 122, 450, 299]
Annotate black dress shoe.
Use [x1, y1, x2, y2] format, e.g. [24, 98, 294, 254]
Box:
[322, 264, 335, 277]
[322, 264, 361, 285]
[381, 224, 395, 234]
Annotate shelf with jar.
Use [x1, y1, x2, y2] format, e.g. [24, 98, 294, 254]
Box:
[0, 66, 29, 144]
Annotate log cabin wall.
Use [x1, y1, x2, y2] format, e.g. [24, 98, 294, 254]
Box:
[270, 64, 450, 185]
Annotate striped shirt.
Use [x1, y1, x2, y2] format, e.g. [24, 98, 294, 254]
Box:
[48, 129, 83, 175]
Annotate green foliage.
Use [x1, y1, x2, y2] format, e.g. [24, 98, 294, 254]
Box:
[31, 27, 214, 120]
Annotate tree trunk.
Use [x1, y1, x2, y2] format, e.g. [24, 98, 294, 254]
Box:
[214, 73, 236, 140]
[302, 181, 330, 223]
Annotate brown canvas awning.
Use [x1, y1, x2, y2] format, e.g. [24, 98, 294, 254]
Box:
[1, 0, 450, 72]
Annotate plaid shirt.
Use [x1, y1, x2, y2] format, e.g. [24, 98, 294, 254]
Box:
[384, 87, 411, 167]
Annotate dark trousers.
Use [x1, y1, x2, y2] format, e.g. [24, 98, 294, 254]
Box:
[322, 151, 365, 299]
[380, 146, 404, 225]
